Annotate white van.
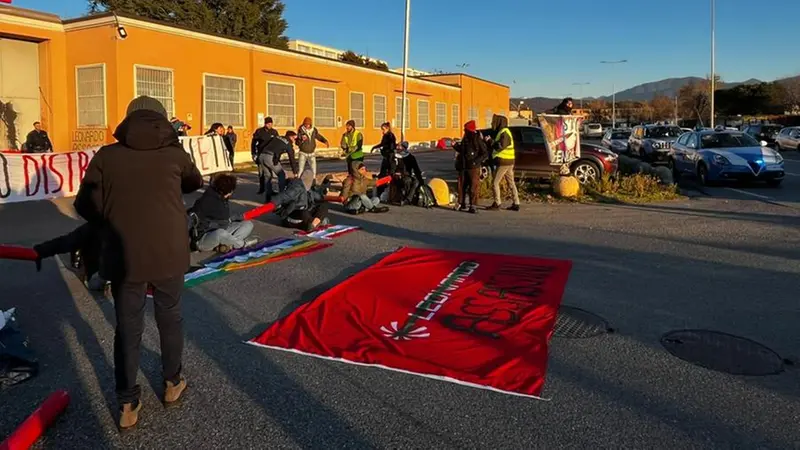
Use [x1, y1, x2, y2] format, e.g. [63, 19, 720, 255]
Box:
[583, 123, 603, 138]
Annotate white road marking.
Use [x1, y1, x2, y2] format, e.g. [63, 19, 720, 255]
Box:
[782, 158, 800, 164]
[724, 188, 773, 200]
[785, 172, 800, 177]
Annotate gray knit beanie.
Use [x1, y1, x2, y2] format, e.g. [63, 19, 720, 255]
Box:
[126, 95, 168, 118]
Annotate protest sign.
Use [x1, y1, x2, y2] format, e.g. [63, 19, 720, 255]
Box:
[537, 114, 583, 165]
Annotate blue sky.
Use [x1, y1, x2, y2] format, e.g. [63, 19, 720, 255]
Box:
[14, 0, 800, 98]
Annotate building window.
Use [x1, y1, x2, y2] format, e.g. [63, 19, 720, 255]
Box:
[325, 51, 338, 59]
[135, 66, 174, 118]
[349, 92, 365, 128]
[451, 104, 459, 128]
[373, 95, 386, 128]
[435, 102, 446, 129]
[266, 82, 295, 128]
[298, 44, 310, 53]
[313, 87, 336, 128]
[485, 109, 493, 128]
[417, 100, 430, 129]
[395, 97, 410, 129]
[468, 107, 478, 122]
[203, 74, 245, 128]
[76, 64, 106, 127]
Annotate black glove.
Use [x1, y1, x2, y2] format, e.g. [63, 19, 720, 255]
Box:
[32, 245, 43, 272]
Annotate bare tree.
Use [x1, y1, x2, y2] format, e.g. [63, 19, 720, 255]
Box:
[649, 95, 674, 121]
[777, 76, 800, 113]
[678, 76, 722, 126]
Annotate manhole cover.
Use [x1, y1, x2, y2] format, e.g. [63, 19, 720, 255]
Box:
[660, 330, 785, 376]
[553, 306, 612, 339]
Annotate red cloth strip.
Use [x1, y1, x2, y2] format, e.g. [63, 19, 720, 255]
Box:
[242, 202, 276, 221]
[0, 245, 39, 261]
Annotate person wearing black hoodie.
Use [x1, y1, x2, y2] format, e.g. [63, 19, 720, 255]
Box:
[453, 120, 488, 213]
[251, 117, 280, 194]
[551, 97, 574, 115]
[189, 173, 256, 253]
[373, 122, 398, 178]
[73, 95, 204, 430]
[270, 169, 331, 232]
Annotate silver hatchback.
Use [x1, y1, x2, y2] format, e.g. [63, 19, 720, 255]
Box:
[775, 127, 800, 152]
[601, 129, 631, 154]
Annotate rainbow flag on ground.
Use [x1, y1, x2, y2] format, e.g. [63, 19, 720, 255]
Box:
[204, 237, 331, 272]
[294, 225, 360, 240]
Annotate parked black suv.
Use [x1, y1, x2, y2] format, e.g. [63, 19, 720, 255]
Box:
[742, 124, 782, 146]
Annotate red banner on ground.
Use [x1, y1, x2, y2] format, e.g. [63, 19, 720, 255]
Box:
[250, 247, 572, 398]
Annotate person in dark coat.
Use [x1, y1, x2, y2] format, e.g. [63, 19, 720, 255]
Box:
[255, 131, 297, 203]
[24, 122, 53, 153]
[225, 126, 238, 168]
[33, 222, 105, 290]
[73, 95, 204, 430]
[189, 173, 255, 252]
[551, 97, 574, 115]
[270, 169, 331, 232]
[453, 120, 488, 213]
[391, 141, 425, 205]
[373, 122, 397, 195]
[251, 117, 280, 194]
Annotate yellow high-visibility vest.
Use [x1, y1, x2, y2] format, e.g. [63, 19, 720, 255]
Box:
[493, 128, 515, 160]
[344, 130, 363, 159]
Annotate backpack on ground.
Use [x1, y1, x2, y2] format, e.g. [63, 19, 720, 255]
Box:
[414, 184, 436, 209]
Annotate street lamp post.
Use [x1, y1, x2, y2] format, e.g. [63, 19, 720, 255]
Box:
[710, 0, 716, 129]
[400, 0, 411, 141]
[601, 60, 628, 129]
[572, 82, 590, 109]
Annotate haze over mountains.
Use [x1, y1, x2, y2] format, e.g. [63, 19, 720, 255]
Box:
[512, 75, 798, 112]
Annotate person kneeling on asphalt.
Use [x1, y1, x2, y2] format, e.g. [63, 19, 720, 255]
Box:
[270, 169, 331, 232]
[392, 141, 424, 205]
[341, 162, 389, 214]
[189, 173, 257, 253]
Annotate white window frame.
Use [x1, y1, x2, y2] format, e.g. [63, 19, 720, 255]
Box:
[373, 94, 387, 129]
[417, 100, 430, 129]
[485, 109, 493, 128]
[349, 91, 366, 129]
[395, 96, 411, 130]
[202, 73, 246, 129]
[133, 64, 175, 118]
[451, 104, 459, 129]
[435, 102, 446, 129]
[468, 107, 478, 122]
[266, 81, 296, 129]
[75, 63, 107, 128]
[313, 87, 337, 129]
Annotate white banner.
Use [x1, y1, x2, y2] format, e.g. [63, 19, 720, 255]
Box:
[0, 135, 231, 204]
[536, 114, 583, 165]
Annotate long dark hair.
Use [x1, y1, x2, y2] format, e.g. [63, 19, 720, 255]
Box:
[206, 123, 224, 135]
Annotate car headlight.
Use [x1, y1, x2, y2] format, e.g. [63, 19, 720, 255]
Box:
[712, 154, 730, 166]
[775, 152, 783, 163]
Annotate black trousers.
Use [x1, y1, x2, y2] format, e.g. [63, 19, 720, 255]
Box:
[283, 203, 328, 230]
[111, 275, 184, 405]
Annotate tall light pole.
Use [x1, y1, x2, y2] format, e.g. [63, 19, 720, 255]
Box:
[710, 0, 716, 129]
[400, 0, 411, 141]
[456, 63, 471, 118]
[572, 82, 590, 109]
[601, 60, 628, 129]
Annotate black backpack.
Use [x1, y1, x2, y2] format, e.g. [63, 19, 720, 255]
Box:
[414, 184, 437, 209]
[187, 212, 200, 251]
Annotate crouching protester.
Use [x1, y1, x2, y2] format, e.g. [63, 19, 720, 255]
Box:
[189, 173, 257, 253]
[390, 141, 424, 205]
[33, 222, 108, 291]
[271, 169, 331, 232]
[341, 163, 390, 214]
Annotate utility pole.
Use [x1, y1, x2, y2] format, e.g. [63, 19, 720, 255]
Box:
[601, 60, 628, 129]
[674, 95, 678, 125]
[710, 0, 716, 129]
[400, 0, 410, 141]
[572, 82, 590, 109]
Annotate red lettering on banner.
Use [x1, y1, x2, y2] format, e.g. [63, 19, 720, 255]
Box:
[23, 155, 41, 197]
[40, 155, 50, 195]
[67, 153, 75, 192]
[48, 154, 64, 194]
[197, 142, 210, 171]
[78, 152, 89, 182]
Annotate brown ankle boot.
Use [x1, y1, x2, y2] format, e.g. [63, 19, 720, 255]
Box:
[164, 377, 187, 406]
[119, 401, 142, 430]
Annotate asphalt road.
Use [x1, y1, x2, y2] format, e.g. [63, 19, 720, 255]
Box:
[1, 147, 799, 449]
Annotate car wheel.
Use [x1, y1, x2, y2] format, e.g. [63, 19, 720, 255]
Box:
[697, 163, 710, 186]
[766, 179, 783, 188]
[572, 160, 600, 184]
[668, 158, 680, 180]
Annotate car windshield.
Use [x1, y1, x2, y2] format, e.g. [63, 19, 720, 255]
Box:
[646, 126, 682, 138]
[611, 131, 631, 139]
[762, 126, 781, 134]
[699, 133, 759, 149]
[588, 124, 601, 129]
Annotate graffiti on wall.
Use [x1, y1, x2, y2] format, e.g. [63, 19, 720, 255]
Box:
[72, 129, 107, 151]
[0, 101, 19, 150]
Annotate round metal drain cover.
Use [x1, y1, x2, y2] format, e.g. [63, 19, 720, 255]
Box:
[661, 330, 785, 376]
[554, 306, 612, 339]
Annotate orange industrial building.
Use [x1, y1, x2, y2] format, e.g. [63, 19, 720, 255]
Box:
[0, 6, 509, 160]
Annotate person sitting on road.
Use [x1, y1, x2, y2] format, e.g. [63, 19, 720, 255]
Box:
[391, 141, 424, 205]
[341, 119, 364, 176]
[189, 173, 257, 253]
[341, 163, 389, 214]
[270, 169, 331, 232]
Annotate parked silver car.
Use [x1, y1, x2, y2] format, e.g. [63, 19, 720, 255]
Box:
[775, 127, 800, 152]
[628, 124, 684, 164]
[601, 128, 631, 154]
[583, 123, 604, 138]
